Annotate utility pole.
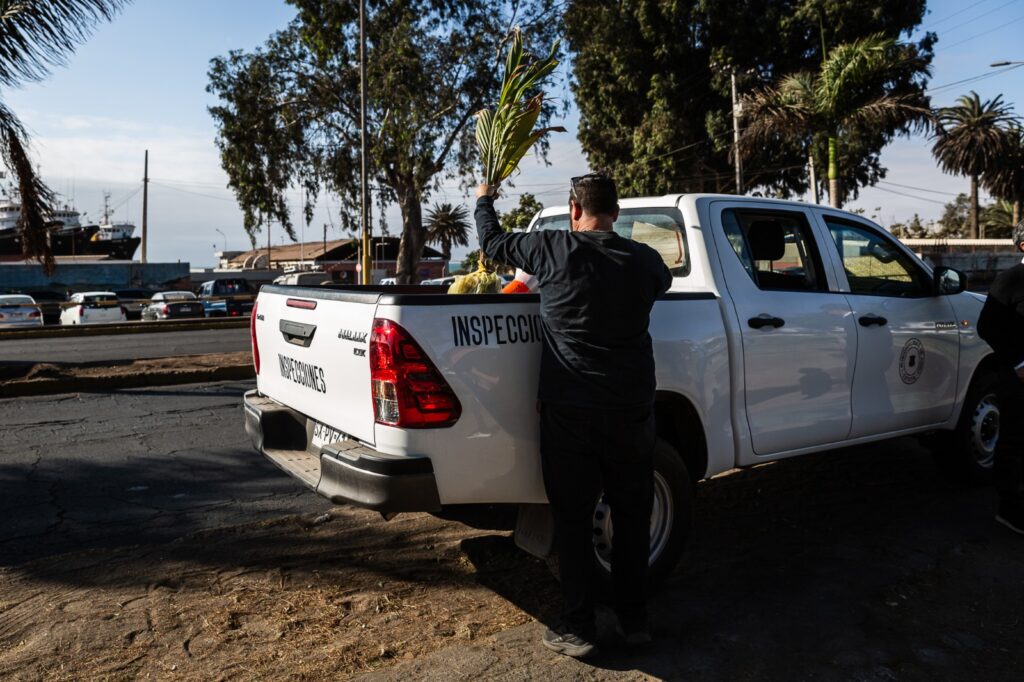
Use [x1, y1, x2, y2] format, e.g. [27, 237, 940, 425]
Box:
[266, 217, 271, 271]
[731, 72, 743, 195]
[141, 149, 149, 263]
[359, 0, 372, 284]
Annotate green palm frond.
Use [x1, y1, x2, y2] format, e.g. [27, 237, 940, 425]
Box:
[476, 27, 565, 185]
[933, 91, 1017, 178]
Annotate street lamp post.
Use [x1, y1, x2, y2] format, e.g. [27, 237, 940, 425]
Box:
[215, 228, 226, 253]
[990, 61, 1024, 67]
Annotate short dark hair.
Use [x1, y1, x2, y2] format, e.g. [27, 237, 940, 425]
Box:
[569, 172, 618, 217]
[1014, 219, 1024, 248]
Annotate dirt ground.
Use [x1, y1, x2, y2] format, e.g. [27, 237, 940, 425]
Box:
[0, 352, 252, 383]
[1, 440, 1021, 681]
[0, 506, 553, 681]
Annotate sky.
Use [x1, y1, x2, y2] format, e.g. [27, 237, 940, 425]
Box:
[4, 0, 1024, 268]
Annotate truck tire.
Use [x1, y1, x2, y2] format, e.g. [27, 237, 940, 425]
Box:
[928, 367, 999, 486]
[547, 438, 693, 592]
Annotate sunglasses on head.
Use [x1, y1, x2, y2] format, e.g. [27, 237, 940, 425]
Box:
[569, 173, 605, 201]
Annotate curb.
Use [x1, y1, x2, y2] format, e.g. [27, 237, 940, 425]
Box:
[0, 317, 249, 340]
[0, 364, 255, 398]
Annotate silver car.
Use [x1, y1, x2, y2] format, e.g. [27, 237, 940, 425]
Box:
[141, 291, 205, 321]
[0, 294, 44, 328]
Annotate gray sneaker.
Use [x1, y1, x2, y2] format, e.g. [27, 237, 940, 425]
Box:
[542, 627, 597, 658]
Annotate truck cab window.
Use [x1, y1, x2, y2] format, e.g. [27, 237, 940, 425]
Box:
[536, 207, 690, 276]
[721, 209, 826, 292]
[823, 218, 930, 297]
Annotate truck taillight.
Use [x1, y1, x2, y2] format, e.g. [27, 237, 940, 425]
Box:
[78, 305, 84, 316]
[369, 318, 461, 428]
[250, 301, 260, 374]
[28, 309, 40, 318]
[162, 305, 170, 315]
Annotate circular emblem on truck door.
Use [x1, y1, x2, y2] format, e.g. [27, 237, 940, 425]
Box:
[899, 338, 926, 385]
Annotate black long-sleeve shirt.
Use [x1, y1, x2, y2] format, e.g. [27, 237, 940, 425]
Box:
[978, 263, 1024, 369]
[475, 196, 672, 409]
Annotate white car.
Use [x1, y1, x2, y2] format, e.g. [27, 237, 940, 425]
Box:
[0, 294, 44, 328]
[244, 193, 993, 586]
[60, 292, 127, 325]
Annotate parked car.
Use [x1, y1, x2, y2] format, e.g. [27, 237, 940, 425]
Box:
[244, 193, 993, 588]
[198, 278, 255, 317]
[0, 294, 43, 328]
[23, 290, 66, 325]
[141, 291, 205, 321]
[113, 288, 154, 320]
[60, 292, 127, 325]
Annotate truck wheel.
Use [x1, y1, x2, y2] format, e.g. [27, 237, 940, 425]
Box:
[547, 438, 693, 591]
[928, 368, 999, 486]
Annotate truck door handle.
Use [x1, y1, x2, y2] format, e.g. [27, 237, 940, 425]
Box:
[858, 314, 888, 327]
[280, 319, 317, 347]
[748, 315, 785, 330]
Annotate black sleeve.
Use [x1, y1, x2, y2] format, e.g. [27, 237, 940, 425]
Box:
[655, 258, 672, 296]
[977, 269, 1024, 368]
[475, 196, 549, 277]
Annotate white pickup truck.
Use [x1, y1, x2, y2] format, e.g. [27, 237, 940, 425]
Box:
[244, 194, 998, 584]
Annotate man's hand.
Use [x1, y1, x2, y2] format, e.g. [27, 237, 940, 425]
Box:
[476, 183, 499, 199]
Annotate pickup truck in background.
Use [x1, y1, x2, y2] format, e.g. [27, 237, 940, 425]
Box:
[243, 194, 996, 586]
[199, 278, 256, 318]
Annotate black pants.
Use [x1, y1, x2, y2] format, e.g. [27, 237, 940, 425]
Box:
[540, 402, 655, 636]
[995, 366, 1024, 513]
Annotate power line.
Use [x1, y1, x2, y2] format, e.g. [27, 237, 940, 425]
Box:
[927, 63, 1024, 95]
[868, 182, 946, 202]
[939, 0, 1018, 34]
[923, 0, 995, 30]
[941, 13, 1024, 51]
[876, 180, 958, 196]
[149, 181, 237, 202]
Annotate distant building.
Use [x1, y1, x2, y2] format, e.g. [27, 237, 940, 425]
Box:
[222, 236, 447, 283]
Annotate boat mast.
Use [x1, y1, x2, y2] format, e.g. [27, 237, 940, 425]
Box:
[141, 150, 149, 264]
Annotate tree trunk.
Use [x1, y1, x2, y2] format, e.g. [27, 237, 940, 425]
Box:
[970, 175, 980, 239]
[1013, 197, 1021, 227]
[442, 242, 451, 261]
[827, 136, 840, 208]
[394, 185, 425, 284]
[808, 151, 819, 204]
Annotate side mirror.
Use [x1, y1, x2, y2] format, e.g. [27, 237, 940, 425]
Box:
[934, 266, 967, 296]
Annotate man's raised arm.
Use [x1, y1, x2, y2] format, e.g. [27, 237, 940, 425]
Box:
[475, 184, 545, 275]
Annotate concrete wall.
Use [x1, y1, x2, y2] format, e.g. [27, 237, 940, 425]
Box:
[0, 262, 191, 292]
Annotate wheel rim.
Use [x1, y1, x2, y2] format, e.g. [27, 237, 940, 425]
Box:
[970, 393, 999, 470]
[591, 471, 674, 572]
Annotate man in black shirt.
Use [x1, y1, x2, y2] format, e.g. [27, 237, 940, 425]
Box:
[475, 173, 672, 657]
[977, 222, 1024, 535]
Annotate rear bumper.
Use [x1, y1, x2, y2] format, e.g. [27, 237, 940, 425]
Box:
[243, 390, 441, 513]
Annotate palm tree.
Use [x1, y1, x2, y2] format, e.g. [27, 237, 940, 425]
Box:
[0, 0, 127, 272]
[742, 33, 932, 208]
[982, 122, 1024, 226]
[932, 92, 1016, 239]
[982, 199, 1016, 239]
[425, 202, 471, 262]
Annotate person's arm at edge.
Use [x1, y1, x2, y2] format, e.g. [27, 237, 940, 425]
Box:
[475, 184, 542, 274]
[977, 273, 1024, 370]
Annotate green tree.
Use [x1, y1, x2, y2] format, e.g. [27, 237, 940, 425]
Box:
[742, 34, 932, 208]
[499, 192, 543, 232]
[425, 202, 471, 261]
[932, 92, 1016, 239]
[935, 193, 971, 238]
[0, 0, 127, 272]
[565, 0, 934, 201]
[889, 214, 929, 239]
[457, 248, 481, 274]
[983, 122, 1024, 226]
[208, 1, 561, 284]
[981, 200, 1015, 239]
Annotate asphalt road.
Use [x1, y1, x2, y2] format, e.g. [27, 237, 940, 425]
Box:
[0, 380, 325, 566]
[0, 327, 250, 364]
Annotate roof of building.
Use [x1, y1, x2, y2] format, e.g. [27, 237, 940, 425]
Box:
[227, 237, 444, 267]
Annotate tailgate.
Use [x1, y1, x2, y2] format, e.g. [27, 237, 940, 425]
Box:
[254, 288, 379, 445]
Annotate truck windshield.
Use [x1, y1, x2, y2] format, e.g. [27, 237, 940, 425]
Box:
[535, 208, 689, 276]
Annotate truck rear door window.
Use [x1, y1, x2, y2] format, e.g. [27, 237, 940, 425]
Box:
[721, 209, 827, 292]
[536, 208, 689, 276]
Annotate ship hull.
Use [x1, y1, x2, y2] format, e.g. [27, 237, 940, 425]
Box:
[0, 226, 140, 261]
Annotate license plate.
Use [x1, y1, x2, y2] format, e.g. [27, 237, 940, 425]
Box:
[311, 421, 347, 449]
